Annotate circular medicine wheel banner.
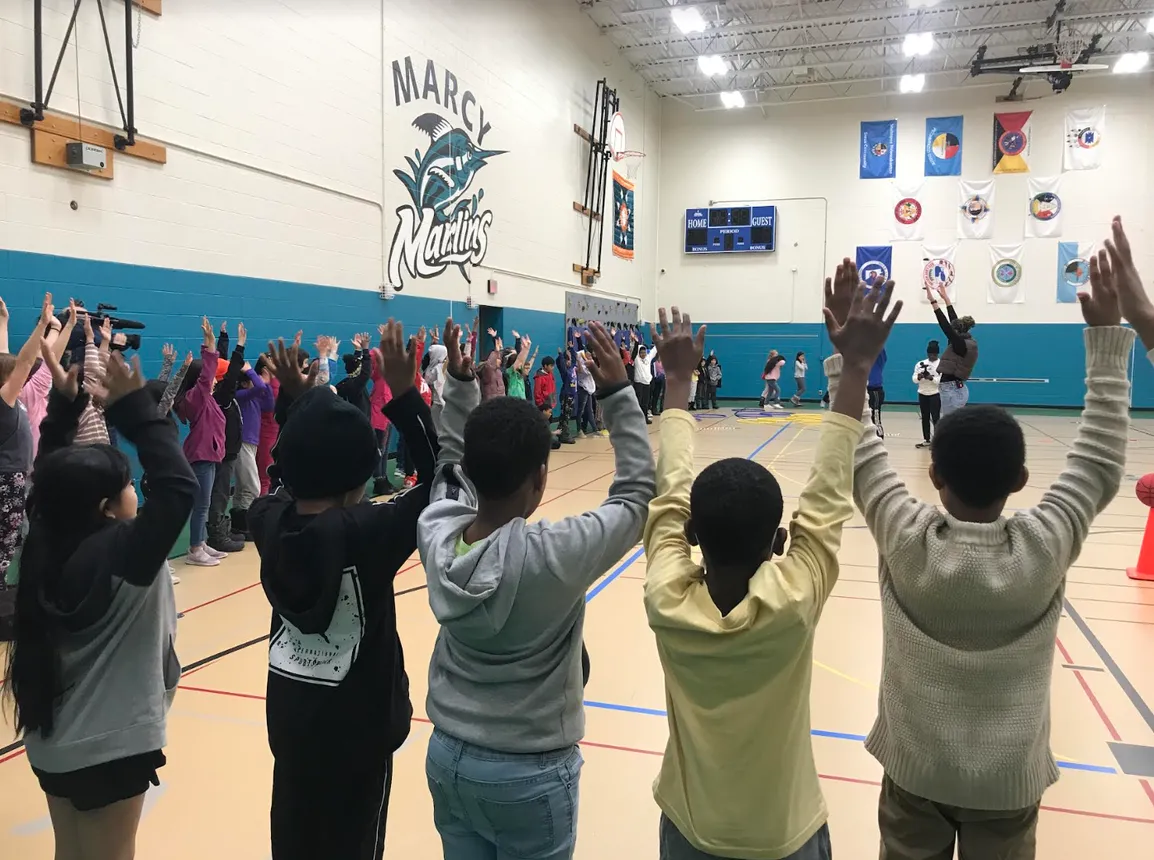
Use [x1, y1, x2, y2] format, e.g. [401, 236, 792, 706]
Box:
[872, 141, 889, 157]
[931, 132, 961, 161]
[895, 197, 922, 225]
[992, 258, 1023, 289]
[1030, 191, 1062, 221]
[1076, 127, 1101, 149]
[999, 129, 1027, 156]
[961, 195, 990, 223]
[1064, 257, 1092, 287]
[922, 257, 956, 291]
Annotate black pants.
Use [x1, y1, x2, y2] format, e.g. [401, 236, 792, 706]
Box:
[704, 383, 718, 409]
[868, 387, 885, 438]
[271, 755, 393, 860]
[558, 396, 574, 441]
[633, 382, 651, 415]
[208, 456, 236, 540]
[919, 393, 941, 442]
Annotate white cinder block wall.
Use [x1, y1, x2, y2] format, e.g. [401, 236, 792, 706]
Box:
[655, 75, 1154, 325]
[0, 0, 658, 318]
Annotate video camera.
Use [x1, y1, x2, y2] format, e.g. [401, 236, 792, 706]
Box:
[57, 301, 146, 353]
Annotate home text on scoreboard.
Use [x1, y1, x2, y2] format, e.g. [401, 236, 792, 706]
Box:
[684, 205, 777, 254]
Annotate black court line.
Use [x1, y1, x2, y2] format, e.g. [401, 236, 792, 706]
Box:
[1064, 597, 1154, 733]
[1062, 664, 1106, 673]
[0, 581, 433, 762]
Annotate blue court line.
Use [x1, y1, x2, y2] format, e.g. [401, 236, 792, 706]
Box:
[1063, 597, 1154, 734]
[582, 701, 1117, 774]
[745, 422, 794, 460]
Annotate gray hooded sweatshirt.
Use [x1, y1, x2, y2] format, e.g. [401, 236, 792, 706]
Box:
[417, 375, 655, 753]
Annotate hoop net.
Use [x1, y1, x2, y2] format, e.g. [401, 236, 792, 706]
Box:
[1055, 34, 1088, 69]
[614, 150, 647, 182]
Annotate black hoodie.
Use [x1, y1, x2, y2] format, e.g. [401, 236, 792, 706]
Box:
[249, 387, 438, 769]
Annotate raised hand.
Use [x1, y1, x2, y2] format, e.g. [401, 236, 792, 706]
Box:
[40, 292, 54, 326]
[183, 351, 194, 368]
[1081, 249, 1122, 328]
[824, 259, 859, 329]
[430, 326, 440, 344]
[824, 280, 903, 368]
[82, 308, 95, 342]
[40, 339, 79, 400]
[162, 343, 176, 362]
[584, 322, 628, 389]
[99, 317, 113, 353]
[202, 317, 216, 349]
[1105, 217, 1152, 328]
[89, 352, 145, 407]
[417, 326, 427, 343]
[935, 283, 952, 304]
[443, 317, 474, 380]
[237, 322, 247, 347]
[378, 319, 417, 396]
[486, 327, 497, 338]
[264, 333, 317, 399]
[0, 297, 8, 324]
[649, 307, 706, 382]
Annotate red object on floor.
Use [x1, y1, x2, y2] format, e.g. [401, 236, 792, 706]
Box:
[1127, 475, 1154, 581]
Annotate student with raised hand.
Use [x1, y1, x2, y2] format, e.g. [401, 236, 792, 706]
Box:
[418, 318, 655, 860]
[1104, 216, 1154, 358]
[250, 320, 438, 860]
[6, 341, 196, 860]
[642, 271, 900, 860]
[826, 244, 1135, 859]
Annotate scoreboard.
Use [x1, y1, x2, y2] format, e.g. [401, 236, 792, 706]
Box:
[684, 205, 777, 254]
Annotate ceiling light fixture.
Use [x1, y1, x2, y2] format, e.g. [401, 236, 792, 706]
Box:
[697, 54, 727, 76]
[672, 7, 707, 35]
[720, 90, 746, 109]
[907, 0, 940, 7]
[1146, 18, 1154, 34]
[902, 32, 935, 57]
[899, 73, 926, 93]
[1113, 52, 1150, 74]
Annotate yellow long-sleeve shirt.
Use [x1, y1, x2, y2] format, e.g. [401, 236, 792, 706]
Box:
[643, 409, 861, 859]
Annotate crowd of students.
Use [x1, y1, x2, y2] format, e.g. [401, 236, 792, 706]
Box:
[0, 216, 1150, 860]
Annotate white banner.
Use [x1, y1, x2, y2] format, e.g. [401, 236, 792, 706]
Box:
[921, 244, 957, 303]
[1025, 176, 1064, 239]
[891, 181, 926, 241]
[989, 244, 1026, 304]
[1064, 106, 1105, 171]
[957, 179, 995, 240]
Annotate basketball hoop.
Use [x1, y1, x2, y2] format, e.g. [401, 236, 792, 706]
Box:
[1019, 32, 1108, 74]
[614, 149, 646, 182]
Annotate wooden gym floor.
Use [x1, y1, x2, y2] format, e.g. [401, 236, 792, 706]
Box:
[2, 405, 1153, 859]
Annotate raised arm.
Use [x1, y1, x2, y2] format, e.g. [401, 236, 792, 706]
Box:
[158, 343, 176, 383]
[1025, 250, 1134, 570]
[511, 335, 530, 371]
[1106, 216, 1154, 355]
[435, 320, 477, 472]
[159, 353, 193, 417]
[1, 293, 53, 408]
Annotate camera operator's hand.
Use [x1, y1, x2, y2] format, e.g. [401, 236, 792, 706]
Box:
[265, 333, 317, 400]
[40, 339, 80, 401]
[443, 318, 474, 381]
[378, 319, 417, 397]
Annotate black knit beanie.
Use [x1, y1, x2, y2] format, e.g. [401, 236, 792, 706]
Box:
[277, 388, 379, 500]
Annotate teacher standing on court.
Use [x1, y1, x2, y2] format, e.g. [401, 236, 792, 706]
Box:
[926, 283, 978, 416]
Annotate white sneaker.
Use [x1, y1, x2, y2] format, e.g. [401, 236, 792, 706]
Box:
[170, 572, 181, 585]
[185, 548, 220, 567]
[203, 545, 229, 560]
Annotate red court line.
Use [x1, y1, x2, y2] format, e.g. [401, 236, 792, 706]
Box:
[1057, 636, 1122, 740]
[1142, 779, 1154, 809]
[0, 748, 26, 765]
[170, 686, 1154, 824]
[180, 582, 262, 615]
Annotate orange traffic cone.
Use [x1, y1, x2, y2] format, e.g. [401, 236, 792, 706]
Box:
[1128, 477, 1154, 581]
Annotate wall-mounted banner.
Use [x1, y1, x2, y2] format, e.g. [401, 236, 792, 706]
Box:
[1056, 242, 1094, 304]
[1064, 106, 1105, 171]
[860, 120, 897, 179]
[891, 181, 925, 241]
[988, 244, 1026, 304]
[993, 110, 1032, 174]
[1025, 176, 1063, 239]
[957, 179, 995, 240]
[921, 244, 957, 303]
[612, 171, 635, 260]
[387, 56, 505, 290]
[855, 246, 893, 286]
[924, 116, 963, 177]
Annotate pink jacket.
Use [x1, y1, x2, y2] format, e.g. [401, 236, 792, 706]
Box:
[370, 350, 393, 432]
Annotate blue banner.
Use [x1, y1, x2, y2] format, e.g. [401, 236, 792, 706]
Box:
[860, 120, 897, 179]
[924, 116, 963, 176]
[856, 245, 893, 286]
[1057, 242, 1090, 304]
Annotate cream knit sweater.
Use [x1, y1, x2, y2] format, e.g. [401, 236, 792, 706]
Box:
[824, 325, 1133, 810]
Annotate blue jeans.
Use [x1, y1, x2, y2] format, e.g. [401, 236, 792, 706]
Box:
[939, 381, 969, 417]
[660, 815, 832, 860]
[190, 461, 216, 546]
[576, 388, 596, 433]
[425, 729, 582, 860]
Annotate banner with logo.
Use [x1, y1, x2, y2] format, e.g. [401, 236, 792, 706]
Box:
[612, 171, 635, 260]
[856, 246, 893, 286]
[921, 244, 957, 304]
[988, 244, 1026, 304]
[957, 179, 995, 240]
[1057, 242, 1094, 303]
[993, 110, 1032, 174]
[891, 181, 925, 241]
[1025, 176, 1063, 238]
[860, 120, 897, 179]
[924, 116, 963, 177]
[1064, 106, 1105, 171]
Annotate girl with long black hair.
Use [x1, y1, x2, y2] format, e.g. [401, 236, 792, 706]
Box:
[4, 342, 196, 860]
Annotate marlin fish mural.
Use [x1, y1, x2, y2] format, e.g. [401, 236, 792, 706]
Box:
[394, 113, 505, 222]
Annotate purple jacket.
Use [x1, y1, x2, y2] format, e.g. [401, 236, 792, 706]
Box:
[176, 348, 226, 464]
[236, 369, 274, 445]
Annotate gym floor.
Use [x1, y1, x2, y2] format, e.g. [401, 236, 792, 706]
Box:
[2, 405, 1152, 859]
